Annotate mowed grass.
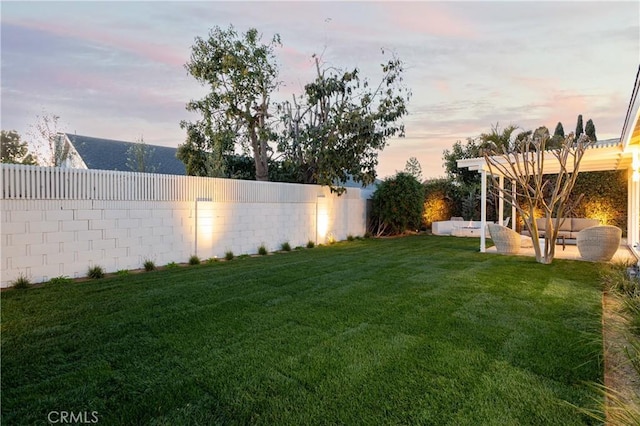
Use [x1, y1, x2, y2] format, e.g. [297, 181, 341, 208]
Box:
[2, 235, 604, 425]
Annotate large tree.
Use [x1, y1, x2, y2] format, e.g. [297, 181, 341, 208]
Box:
[181, 26, 281, 181]
[1, 130, 37, 165]
[277, 54, 410, 193]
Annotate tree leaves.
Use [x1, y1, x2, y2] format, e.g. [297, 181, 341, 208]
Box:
[180, 25, 280, 181]
[278, 53, 410, 193]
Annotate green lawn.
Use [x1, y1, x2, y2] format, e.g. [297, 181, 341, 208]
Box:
[2, 235, 605, 425]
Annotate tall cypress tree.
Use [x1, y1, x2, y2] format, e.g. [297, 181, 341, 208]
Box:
[575, 114, 584, 140]
[585, 119, 597, 141]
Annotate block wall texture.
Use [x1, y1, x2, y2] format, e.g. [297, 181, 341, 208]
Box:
[1, 190, 367, 287]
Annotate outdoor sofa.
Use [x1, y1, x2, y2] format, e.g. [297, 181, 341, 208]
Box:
[520, 218, 600, 245]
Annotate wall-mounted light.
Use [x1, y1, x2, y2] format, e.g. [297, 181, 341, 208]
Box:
[633, 150, 640, 182]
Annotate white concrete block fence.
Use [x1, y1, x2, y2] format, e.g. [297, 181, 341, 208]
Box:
[1, 164, 368, 287]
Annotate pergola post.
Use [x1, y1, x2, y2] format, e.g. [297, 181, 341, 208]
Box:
[480, 169, 487, 253]
[511, 179, 517, 230]
[498, 175, 504, 226]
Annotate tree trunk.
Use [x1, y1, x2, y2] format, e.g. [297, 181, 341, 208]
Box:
[250, 134, 269, 182]
[254, 150, 269, 181]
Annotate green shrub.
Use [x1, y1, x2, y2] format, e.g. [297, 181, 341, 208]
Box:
[423, 178, 460, 227]
[143, 259, 156, 272]
[206, 258, 218, 264]
[370, 172, 425, 236]
[225, 251, 234, 261]
[165, 262, 179, 269]
[238, 254, 250, 259]
[307, 240, 315, 248]
[116, 269, 130, 276]
[87, 265, 105, 279]
[281, 242, 291, 252]
[12, 274, 31, 289]
[188, 255, 201, 265]
[258, 245, 268, 255]
[48, 275, 73, 285]
[347, 235, 355, 242]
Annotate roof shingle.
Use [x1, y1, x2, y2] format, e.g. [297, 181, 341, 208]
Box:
[66, 134, 185, 175]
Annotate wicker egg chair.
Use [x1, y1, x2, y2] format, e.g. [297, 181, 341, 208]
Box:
[487, 223, 521, 255]
[576, 225, 622, 262]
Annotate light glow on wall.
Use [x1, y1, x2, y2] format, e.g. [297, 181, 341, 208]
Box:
[195, 198, 214, 257]
[316, 195, 328, 244]
[633, 150, 640, 182]
[583, 199, 616, 225]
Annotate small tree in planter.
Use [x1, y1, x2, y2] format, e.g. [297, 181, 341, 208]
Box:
[483, 133, 593, 264]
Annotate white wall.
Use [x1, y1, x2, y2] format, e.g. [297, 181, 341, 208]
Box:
[0, 165, 367, 287]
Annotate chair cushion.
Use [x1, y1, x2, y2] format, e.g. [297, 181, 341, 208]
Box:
[558, 218, 572, 232]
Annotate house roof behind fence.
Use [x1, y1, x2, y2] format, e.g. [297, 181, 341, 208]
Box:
[66, 134, 186, 175]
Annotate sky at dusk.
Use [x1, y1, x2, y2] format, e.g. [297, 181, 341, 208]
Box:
[1, 1, 638, 179]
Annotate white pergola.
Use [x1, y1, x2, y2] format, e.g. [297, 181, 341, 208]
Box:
[457, 67, 640, 260]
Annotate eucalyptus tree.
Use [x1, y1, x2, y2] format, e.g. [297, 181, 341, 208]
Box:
[181, 26, 281, 181]
[277, 53, 411, 194]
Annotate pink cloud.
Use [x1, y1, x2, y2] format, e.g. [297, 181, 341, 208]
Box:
[433, 79, 451, 95]
[378, 3, 478, 39]
[12, 19, 185, 67]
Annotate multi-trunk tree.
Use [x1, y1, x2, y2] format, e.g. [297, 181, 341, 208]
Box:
[483, 132, 593, 264]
